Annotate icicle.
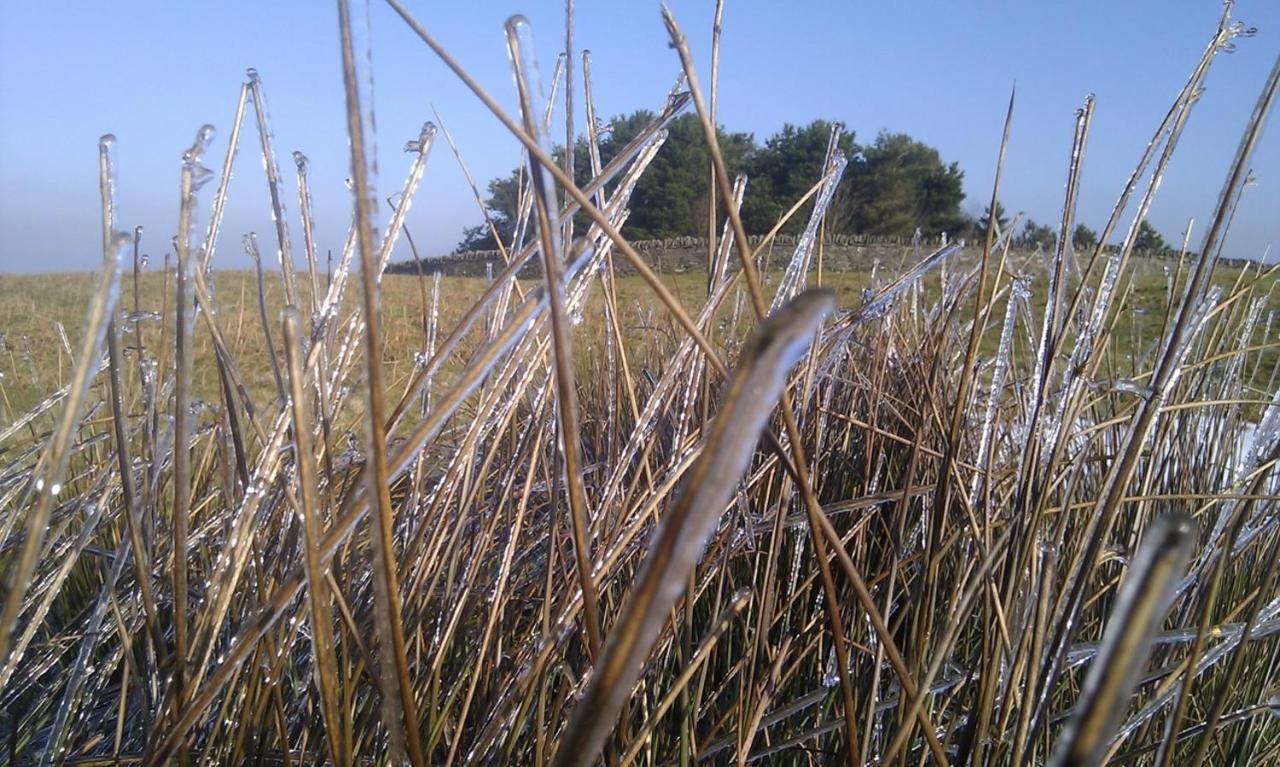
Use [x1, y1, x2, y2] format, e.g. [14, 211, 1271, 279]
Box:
[375, 122, 437, 277]
[856, 242, 963, 321]
[771, 152, 847, 311]
[1065, 249, 1124, 405]
[423, 271, 441, 412]
[246, 69, 301, 304]
[971, 276, 1030, 506]
[1161, 284, 1222, 393]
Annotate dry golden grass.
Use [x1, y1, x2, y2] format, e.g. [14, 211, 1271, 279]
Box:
[2, 3, 1279, 766]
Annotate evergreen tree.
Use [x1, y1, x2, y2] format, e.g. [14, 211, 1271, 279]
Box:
[975, 202, 1009, 238]
[457, 115, 970, 249]
[740, 120, 857, 235]
[1134, 220, 1168, 252]
[1073, 223, 1099, 251]
[1022, 219, 1057, 250]
[848, 132, 966, 237]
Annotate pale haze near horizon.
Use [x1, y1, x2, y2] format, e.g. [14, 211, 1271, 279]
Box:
[0, 1, 1277, 274]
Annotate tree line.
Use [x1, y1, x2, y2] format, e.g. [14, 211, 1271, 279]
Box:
[456, 111, 1170, 255]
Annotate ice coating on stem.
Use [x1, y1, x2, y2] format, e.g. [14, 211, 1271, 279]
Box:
[424, 271, 441, 411]
[343, 0, 382, 247]
[121, 310, 162, 324]
[98, 136, 121, 265]
[1245, 386, 1280, 474]
[375, 122, 436, 276]
[710, 174, 747, 288]
[1181, 384, 1280, 596]
[1162, 284, 1222, 394]
[291, 149, 323, 311]
[506, 16, 563, 262]
[971, 276, 1031, 506]
[182, 125, 216, 193]
[0, 232, 127, 685]
[246, 68, 302, 305]
[771, 151, 847, 311]
[403, 121, 437, 155]
[1113, 594, 1280, 745]
[1068, 248, 1124, 382]
[856, 242, 963, 322]
[604, 300, 618, 457]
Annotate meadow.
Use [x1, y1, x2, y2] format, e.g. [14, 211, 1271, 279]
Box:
[2, 3, 1279, 766]
[2, 256, 1271, 427]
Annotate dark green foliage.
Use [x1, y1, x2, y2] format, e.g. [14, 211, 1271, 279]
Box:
[1135, 220, 1169, 253]
[846, 132, 967, 238]
[739, 120, 856, 235]
[975, 202, 1009, 239]
[456, 168, 523, 251]
[1021, 218, 1058, 250]
[459, 113, 969, 250]
[1073, 223, 1099, 251]
[595, 112, 755, 240]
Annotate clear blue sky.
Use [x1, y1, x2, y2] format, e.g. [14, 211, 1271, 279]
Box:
[1, 1, 1276, 273]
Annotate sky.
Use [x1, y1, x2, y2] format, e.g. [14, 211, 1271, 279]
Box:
[0, 1, 1277, 273]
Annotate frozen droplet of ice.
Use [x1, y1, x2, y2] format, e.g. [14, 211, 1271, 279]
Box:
[822, 646, 839, 688]
[181, 125, 216, 192]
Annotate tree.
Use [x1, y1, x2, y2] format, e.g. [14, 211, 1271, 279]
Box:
[739, 120, 857, 235]
[1073, 223, 1099, 251]
[1134, 220, 1168, 253]
[586, 111, 755, 239]
[846, 131, 966, 237]
[1021, 219, 1057, 250]
[455, 114, 970, 250]
[456, 168, 524, 251]
[975, 202, 1008, 239]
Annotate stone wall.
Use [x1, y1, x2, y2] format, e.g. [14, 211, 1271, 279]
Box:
[385, 236, 1240, 278]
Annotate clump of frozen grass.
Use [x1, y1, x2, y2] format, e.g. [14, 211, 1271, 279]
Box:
[0, 3, 1277, 765]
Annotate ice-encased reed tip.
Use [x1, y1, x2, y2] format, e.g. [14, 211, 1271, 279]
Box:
[182, 125, 216, 192]
[403, 122, 437, 154]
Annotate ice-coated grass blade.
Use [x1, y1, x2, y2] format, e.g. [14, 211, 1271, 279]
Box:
[1048, 515, 1195, 767]
[551, 289, 835, 767]
[0, 230, 126, 679]
[336, 0, 424, 763]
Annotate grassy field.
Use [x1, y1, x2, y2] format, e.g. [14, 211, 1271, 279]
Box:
[4, 241, 1280, 765]
[2, 3, 1280, 765]
[3, 254, 1273, 424]
[0, 265, 878, 425]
